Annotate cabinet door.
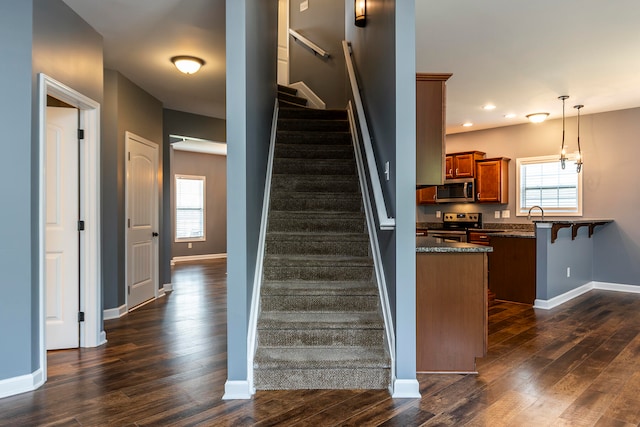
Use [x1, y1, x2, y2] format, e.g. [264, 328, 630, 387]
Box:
[453, 153, 476, 178]
[476, 158, 509, 203]
[416, 186, 437, 204]
[445, 156, 454, 179]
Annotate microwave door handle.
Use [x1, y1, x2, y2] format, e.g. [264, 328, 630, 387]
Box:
[463, 182, 469, 199]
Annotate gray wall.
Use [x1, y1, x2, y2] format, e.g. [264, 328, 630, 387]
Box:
[102, 70, 163, 309]
[536, 227, 595, 300]
[226, 0, 278, 382]
[419, 107, 640, 287]
[0, 0, 103, 381]
[162, 108, 226, 284]
[346, 0, 417, 385]
[288, 0, 346, 108]
[0, 0, 35, 382]
[172, 151, 227, 257]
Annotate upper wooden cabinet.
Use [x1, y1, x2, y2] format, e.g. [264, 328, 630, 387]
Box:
[416, 73, 452, 187]
[445, 151, 486, 179]
[476, 157, 510, 203]
[416, 186, 437, 205]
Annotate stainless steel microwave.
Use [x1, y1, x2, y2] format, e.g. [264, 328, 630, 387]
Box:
[435, 178, 475, 203]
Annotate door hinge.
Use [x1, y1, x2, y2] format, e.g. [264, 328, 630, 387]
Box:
[127, 286, 131, 295]
[78, 129, 85, 140]
[78, 311, 85, 322]
[128, 152, 131, 161]
[78, 220, 85, 231]
[128, 218, 131, 228]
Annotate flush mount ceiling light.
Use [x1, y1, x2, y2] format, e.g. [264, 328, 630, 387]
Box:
[483, 104, 496, 110]
[171, 55, 205, 74]
[462, 122, 473, 127]
[526, 112, 549, 123]
[355, 0, 366, 27]
[504, 113, 516, 119]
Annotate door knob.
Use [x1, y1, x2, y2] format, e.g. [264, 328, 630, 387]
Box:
[152, 232, 159, 237]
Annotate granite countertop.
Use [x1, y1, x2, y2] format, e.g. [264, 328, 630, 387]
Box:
[416, 222, 535, 239]
[416, 236, 493, 253]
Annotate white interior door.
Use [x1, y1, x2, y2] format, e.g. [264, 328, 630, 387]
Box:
[45, 106, 79, 350]
[277, 0, 289, 85]
[126, 133, 159, 309]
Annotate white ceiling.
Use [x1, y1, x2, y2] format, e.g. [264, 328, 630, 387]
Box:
[62, 0, 226, 119]
[62, 0, 640, 134]
[416, 0, 640, 134]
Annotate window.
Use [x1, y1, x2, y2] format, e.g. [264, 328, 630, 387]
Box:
[175, 175, 206, 241]
[516, 155, 582, 216]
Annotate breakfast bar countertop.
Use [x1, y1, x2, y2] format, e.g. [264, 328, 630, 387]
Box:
[416, 236, 493, 253]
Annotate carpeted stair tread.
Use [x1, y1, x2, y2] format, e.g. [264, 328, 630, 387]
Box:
[278, 118, 349, 132]
[278, 91, 308, 107]
[271, 174, 359, 193]
[266, 231, 368, 241]
[269, 193, 362, 213]
[262, 280, 377, 295]
[253, 368, 390, 390]
[258, 311, 384, 329]
[265, 232, 370, 256]
[264, 254, 373, 267]
[276, 131, 351, 145]
[272, 158, 356, 175]
[274, 143, 354, 160]
[254, 347, 390, 370]
[279, 107, 347, 120]
[277, 84, 298, 96]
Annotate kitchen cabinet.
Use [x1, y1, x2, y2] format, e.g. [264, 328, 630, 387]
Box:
[476, 157, 510, 203]
[416, 252, 488, 372]
[445, 151, 486, 179]
[488, 236, 536, 304]
[468, 231, 491, 246]
[416, 73, 451, 187]
[416, 186, 437, 205]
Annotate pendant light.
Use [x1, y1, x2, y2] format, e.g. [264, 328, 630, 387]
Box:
[574, 104, 584, 173]
[558, 95, 569, 169]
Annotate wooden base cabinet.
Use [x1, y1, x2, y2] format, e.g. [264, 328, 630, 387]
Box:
[416, 186, 437, 205]
[416, 252, 488, 372]
[488, 236, 536, 304]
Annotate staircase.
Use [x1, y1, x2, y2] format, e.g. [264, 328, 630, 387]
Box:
[253, 86, 391, 390]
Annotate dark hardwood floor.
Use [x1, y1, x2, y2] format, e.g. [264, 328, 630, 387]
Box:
[2, 259, 640, 426]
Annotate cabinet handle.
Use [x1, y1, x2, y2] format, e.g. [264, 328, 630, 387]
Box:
[449, 169, 453, 175]
[456, 168, 459, 175]
[477, 192, 480, 200]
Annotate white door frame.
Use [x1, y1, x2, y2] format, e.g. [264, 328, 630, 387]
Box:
[38, 74, 103, 385]
[124, 131, 159, 310]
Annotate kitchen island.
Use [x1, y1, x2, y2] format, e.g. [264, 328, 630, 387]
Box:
[416, 237, 491, 373]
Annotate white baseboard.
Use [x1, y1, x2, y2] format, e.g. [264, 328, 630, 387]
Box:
[289, 82, 326, 109]
[534, 281, 640, 310]
[0, 369, 44, 399]
[222, 380, 252, 400]
[593, 281, 640, 294]
[391, 379, 421, 398]
[162, 283, 173, 293]
[99, 331, 107, 346]
[171, 253, 227, 265]
[103, 304, 127, 320]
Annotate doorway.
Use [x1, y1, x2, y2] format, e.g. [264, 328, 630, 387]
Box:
[38, 74, 102, 383]
[125, 132, 160, 310]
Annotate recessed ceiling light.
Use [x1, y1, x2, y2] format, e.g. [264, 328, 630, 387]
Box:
[483, 104, 496, 110]
[462, 122, 473, 127]
[504, 113, 516, 119]
[526, 112, 549, 123]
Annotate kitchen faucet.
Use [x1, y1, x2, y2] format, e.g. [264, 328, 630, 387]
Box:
[527, 205, 544, 221]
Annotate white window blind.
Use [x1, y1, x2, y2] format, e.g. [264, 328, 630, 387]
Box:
[516, 155, 582, 216]
[175, 175, 205, 241]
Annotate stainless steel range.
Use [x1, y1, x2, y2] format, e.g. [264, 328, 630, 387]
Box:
[428, 212, 483, 242]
